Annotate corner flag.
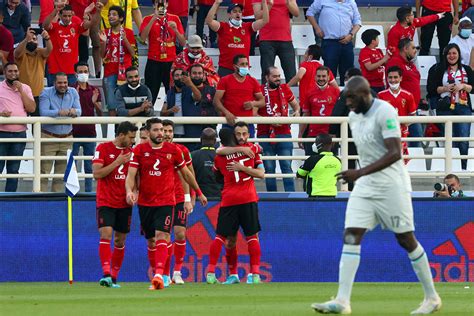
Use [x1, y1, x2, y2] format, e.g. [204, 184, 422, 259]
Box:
[64, 149, 80, 197]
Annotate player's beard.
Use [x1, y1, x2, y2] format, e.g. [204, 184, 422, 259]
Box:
[149, 135, 163, 145]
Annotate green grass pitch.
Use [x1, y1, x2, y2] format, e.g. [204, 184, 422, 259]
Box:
[0, 282, 472, 315]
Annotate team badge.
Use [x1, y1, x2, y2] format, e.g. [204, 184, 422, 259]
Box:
[167, 154, 172, 160]
[401, 99, 406, 107]
[70, 28, 75, 35]
[241, 29, 246, 35]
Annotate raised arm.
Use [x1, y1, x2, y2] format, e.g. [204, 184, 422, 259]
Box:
[252, 0, 269, 31]
[205, 0, 221, 32]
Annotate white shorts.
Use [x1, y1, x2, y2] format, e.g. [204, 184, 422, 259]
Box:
[345, 190, 415, 233]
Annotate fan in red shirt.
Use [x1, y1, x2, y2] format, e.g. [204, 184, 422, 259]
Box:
[139, 0, 185, 103]
[206, 123, 265, 285]
[167, 0, 188, 18]
[300, 66, 340, 155]
[92, 121, 138, 288]
[205, 0, 269, 77]
[160, 120, 195, 286]
[214, 54, 264, 137]
[378, 66, 417, 163]
[358, 29, 389, 92]
[126, 118, 207, 290]
[288, 44, 337, 108]
[387, 6, 441, 56]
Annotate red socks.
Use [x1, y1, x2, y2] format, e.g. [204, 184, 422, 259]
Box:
[147, 246, 156, 274]
[208, 235, 226, 273]
[246, 235, 261, 274]
[99, 239, 112, 276]
[173, 240, 186, 272]
[111, 246, 125, 280]
[225, 246, 238, 275]
[163, 242, 173, 276]
[155, 239, 168, 275]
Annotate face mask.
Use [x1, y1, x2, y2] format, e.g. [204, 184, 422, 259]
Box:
[128, 83, 140, 90]
[188, 52, 202, 59]
[191, 78, 203, 86]
[389, 82, 400, 90]
[268, 81, 280, 89]
[77, 73, 89, 83]
[460, 28, 472, 38]
[59, 20, 70, 26]
[317, 82, 328, 89]
[230, 19, 242, 27]
[238, 67, 249, 77]
[174, 80, 185, 88]
[26, 42, 37, 52]
[311, 143, 319, 154]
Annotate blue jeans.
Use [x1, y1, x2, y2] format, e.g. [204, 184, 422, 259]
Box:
[322, 39, 354, 86]
[47, 73, 77, 87]
[72, 141, 96, 192]
[437, 104, 472, 169]
[408, 123, 423, 147]
[0, 131, 26, 192]
[259, 134, 295, 192]
[103, 74, 118, 111]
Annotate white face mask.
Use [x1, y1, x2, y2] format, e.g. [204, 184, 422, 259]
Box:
[230, 19, 242, 27]
[389, 82, 400, 91]
[77, 73, 89, 83]
[128, 83, 141, 90]
[188, 52, 202, 59]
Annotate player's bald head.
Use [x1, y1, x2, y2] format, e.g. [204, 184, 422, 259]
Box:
[201, 128, 217, 146]
[345, 76, 371, 96]
[345, 76, 373, 114]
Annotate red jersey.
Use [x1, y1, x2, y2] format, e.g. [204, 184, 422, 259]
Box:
[298, 60, 335, 107]
[387, 15, 438, 55]
[257, 83, 295, 136]
[217, 21, 254, 69]
[421, 0, 452, 12]
[198, 0, 215, 5]
[233, 0, 254, 17]
[213, 144, 262, 207]
[358, 46, 386, 88]
[47, 20, 86, 74]
[216, 74, 261, 117]
[103, 28, 136, 78]
[386, 54, 421, 105]
[93, 142, 132, 209]
[140, 14, 184, 62]
[39, 0, 54, 25]
[130, 142, 185, 207]
[173, 143, 192, 204]
[303, 86, 340, 137]
[378, 88, 417, 136]
[253, 0, 291, 41]
[167, 0, 188, 17]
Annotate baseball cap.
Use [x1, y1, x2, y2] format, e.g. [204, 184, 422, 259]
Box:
[188, 35, 203, 48]
[227, 3, 243, 13]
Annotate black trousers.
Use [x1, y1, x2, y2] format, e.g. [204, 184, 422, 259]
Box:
[78, 34, 89, 63]
[144, 59, 172, 104]
[419, 7, 453, 59]
[196, 4, 217, 44]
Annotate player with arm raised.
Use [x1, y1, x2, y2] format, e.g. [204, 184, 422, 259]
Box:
[92, 121, 138, 288]
[311, 77, 441, 315]
[125, 117, 207, 290]
[206, 122, 265, 285]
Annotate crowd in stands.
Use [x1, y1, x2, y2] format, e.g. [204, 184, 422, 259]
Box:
[0, 0, 473, 193]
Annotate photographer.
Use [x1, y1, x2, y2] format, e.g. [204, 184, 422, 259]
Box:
[433, 174, 466, 198]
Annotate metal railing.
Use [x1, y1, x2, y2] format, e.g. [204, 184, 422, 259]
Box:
[1, 115, 474, 192]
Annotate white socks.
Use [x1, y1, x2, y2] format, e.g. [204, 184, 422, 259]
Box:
[336, 244, 361, 304]
[409, 244, 438, 300]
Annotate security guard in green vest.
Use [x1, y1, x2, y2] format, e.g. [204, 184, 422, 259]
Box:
[297, 133, 341, 197]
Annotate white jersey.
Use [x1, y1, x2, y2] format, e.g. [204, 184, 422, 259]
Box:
[349, 98, 412, 197]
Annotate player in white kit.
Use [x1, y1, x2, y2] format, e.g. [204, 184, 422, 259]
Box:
[312, 77, 441, 315]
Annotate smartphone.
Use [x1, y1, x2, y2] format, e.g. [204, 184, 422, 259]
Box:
[31, 27, 43, 35]
[137, 96, 147, 103]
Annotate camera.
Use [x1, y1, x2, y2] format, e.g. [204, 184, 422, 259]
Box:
[434, 183, 453, 195]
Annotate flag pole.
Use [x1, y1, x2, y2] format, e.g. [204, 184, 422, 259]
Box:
[68, 196, 73, 285]
[65, 149, 79, 285]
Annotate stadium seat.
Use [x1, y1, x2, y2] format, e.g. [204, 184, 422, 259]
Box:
[291, 148, 305, 172]
[95, 124, 103, 139]
[406, 147, 427, 172]
[466, 148, 474, 171]
[291, 24, 316, 55]
[19, 149, 33, 174]
[413, 29, 420, 47]
[154, 87, 167, 112]
[138, 56, 148, 78]
[249, 56, 262, 80]
[430, 147, 462, 172]
[415, 56, 436, 86]
[204, 48, 219, 57]
[355, 25, 386, 50]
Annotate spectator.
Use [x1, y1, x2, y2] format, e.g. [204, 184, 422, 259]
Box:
[307, 0, 361, 86]
[449, 17, 474, 67]
[296, 133, 341, 198]
[139, 0, 185, 103]
[386, 38, 423, 147]
[72, 61, 102, 192]
[463, 0, 474, 22]
[288, 44, 337, 108]
[0, 62, 35, 192]
[206, 0, 268, 77]
[1, 0, 30, 45]
[232, 0, 257, 54]
[167, 0, 189, 36]
[99, 5, 136, 117]
[191, 127, 222, 198]
[14, 27, 52, 116]
[299, 66, 340, 156]
[253, 0, 299, 82]
[171, 34, 220, 87]
[0, 10, 14, 73]
[115, 66, 154, 117]
[463, 0, 473, 14]
[359, 29, 389, 93]
[43, 2, 100, 86]
[101, 0, 142, 30]
[258, 66, 300, 192]
[387, 6, 441, 57]
[70, 0, 94, 64]
[213, 54, 264, 136]
[416, 0, 459, 59]
[433, 174, 466, 198]
[39, 72, 82, 192]
[427, 43, 474, 170]
[196, 0, 217, 48]
[139, 125, 149, 144]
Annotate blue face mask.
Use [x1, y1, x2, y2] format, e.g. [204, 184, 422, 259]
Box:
[238, 67, 249, 77]
[460, 28, 472, 38]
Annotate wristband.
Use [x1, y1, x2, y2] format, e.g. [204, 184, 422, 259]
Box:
[184, 194, 191, 202]
[196, 188, 203, 197]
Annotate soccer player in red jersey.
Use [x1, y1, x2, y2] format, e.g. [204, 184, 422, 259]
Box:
[206, 122, 265, 285]
[161, 120, 195, 286]
[126, 117, 207, 290]
[92, 121, 138, 288]
[358, 29, 389, 93]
